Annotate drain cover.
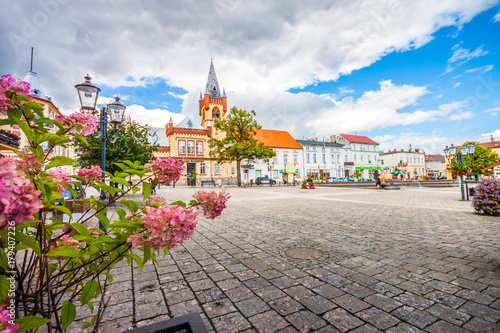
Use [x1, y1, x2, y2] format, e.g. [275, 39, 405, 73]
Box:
[285, 247, 323, 260]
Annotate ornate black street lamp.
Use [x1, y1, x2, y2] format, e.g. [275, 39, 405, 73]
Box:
[444, 143, 475, 201]
[75, 75, 126, 226]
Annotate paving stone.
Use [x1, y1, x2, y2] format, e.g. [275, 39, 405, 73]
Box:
[169, 299, 202, 317]
[350, 324, 383, 332]
[423, 270, 456, 283]
[313, 325, 342, 333]
[312, 284, 345, 299]
[323, 308, 364, 332]
[269, 296, 304, 316]
[391, 305, 415, 321]
[454, 289, 496, 305]
[233, 269, 260, 281]
[285, 309, 327, 331]
[283, 285, 315, 301]
[462, 316, 500, 332]
[424, 290, 467, 309]
[364, 293, 403, 312]
[209, 270, 234, 282]
[235, 297, 271, 317]
[356, 307, 400, 330]
[217, 278, 245, 291]
[203, 298, 237, 319]
[249, 310, 290, 332]
[341, 283, 374, 298]
[196, 287, 226, 304]
[424, 280, 462, 294]
[394, 292, 435, 310]
[458, 301, 500, 323]
[426, 303, 471, 326]
[424, 320, 471, 333]
[451, 277, 487, 292]
[385, 322, 425, 332]
[483, 286, 500, 298]
[244, 276, 272, 291]
[297, 275, 325, 288]
[164, 288, 196, 305]
[300, 294, 336, 314]
[212, 311, 252, 332]
[255, 285, 287, 302]
[333, 293, 371, 313]
[190, 278, 217, 292]
[398, 281, 435, 296]
[369, 282, 404, 297]
[271, 276, 299, 289]
[405, 309, 438, 329]
[490, 299, 500, 310]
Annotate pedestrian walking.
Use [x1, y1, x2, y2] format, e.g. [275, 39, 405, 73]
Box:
[376, 177, 381, 189]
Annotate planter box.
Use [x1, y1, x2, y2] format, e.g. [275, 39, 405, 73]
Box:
[124, 313, 208, 333]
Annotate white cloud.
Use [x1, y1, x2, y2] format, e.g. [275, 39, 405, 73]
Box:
[0, 0, 497, 139]
[481, 129, 500, 140]
[449, 111, 475, 120]
[125, 104, 184, 127]
[435, 94, 444, 99]
[483, 107, 500, 113]
[374, 132, 459, 154]
[494, 11, 500, 22]
[444, 44, 489, 74]
[453, 82, 461, 88]
[464, 64, 494, 74]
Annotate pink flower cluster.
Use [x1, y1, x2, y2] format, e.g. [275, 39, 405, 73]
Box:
[145, 157, 184, 184]
[127, 205, 198, 251]
[193, 188, 230, 219]
[0, 74, 33, 111]
[58, 112, 98, 137]
[46, 167, 73, 193]
[0, 158, 42, 230]
[53, 235, 79, 249]
[77, 165, 102, 184]
[0, 304, 18, 333]
[147, 196, 167, 204]
[16, 150, 42, 171]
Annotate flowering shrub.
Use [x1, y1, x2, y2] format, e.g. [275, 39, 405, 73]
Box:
[0, 75, 229, 332]
[301, 177, 315, 189]
[472, 178, 500, 216]
[145, 157, 185, 184]
[192, 188, 230, 219]
[0, 305, 19, 333]
[0, 157, 43, 229]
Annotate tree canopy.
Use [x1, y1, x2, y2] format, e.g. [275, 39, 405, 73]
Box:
[209, 107, 275, 186]
[450, 141, 500, 178]
[73, 116, 158, 176]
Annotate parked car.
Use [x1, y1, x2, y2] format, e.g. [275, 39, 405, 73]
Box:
[255, 177, 276, 185]
[438, 175, 447, 179]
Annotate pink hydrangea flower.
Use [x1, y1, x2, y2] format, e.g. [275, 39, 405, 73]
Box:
[192, 188, 230, 219]
[0, 158, 42, 230]
[127, 205, 198, 251]
[46, 167, 73, 193]
[0, 304, 19, 333]
[15, 149, 42, 171]
[58, 112, 98, 137]
[77, 165, 102, 184]
[147, 196, 166, 204]
[53, 235, 79, 249]
[0, 74, 33, 111]
[145, 158, 184, 184]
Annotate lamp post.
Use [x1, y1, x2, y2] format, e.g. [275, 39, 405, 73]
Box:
[444, 143, 475, 201]
[75, 75, 126, 227]
[267, 160, 274, 186]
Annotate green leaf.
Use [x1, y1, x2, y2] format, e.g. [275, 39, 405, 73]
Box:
[104, 272, 114, 284]
[108, 220, 141, 229]
[0, 248, 8, 269]
[128, 253, 144, 273]
[68, 223, 91, 236]
[69, 132, 88, 146]
[115, 207, 126, 219]
[46, 246, 82, 258]
[15, 316, 52, 332]
[80, 280, 99, 305]
[15, 232, 41, 256]
[132, 187, 141, 194]
[61, 301, 76, 331]
[12, 116, 34, 142]
[45, 156, 77, 170]
[121, 199, 139, 213]
[96, 214, 110, 228]
[50, 205, 72, 217]
[169, 200, 187, 208]
[91, 236, 116, 244]
[143, 245, 151, 264]
[110, 177, 131, 188]
[142, 181, 152, 201]
[0, 276, 8, 301]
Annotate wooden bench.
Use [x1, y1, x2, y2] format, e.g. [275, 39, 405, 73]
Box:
[201, 180, 216, 187]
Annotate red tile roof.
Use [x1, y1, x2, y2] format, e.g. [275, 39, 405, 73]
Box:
[255, 129, 302, 149]
[483, 161, 500, 171]
[480, 141, 500, 149]
[341, 134, 379, 145]
[425, 154, 441, 162]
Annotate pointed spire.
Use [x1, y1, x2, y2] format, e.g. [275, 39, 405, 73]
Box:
[169, 115, 173, 124]
[222, 88, 226, 97]
[199, 91, 203, 100]
[205, 59, 221, 99]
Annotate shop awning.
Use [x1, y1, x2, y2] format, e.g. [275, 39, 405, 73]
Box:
[355, 166, 381, 170]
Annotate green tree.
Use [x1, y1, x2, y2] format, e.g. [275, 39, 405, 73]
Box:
[73, 116, 158, 176]
[209, 107, 276, 187]
[462, 141, 500, 179]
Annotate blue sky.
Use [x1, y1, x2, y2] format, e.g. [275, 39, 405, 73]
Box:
[1, 1, 499, 153]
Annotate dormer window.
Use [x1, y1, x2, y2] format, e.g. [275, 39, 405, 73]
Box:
[187, 120, 192, 128]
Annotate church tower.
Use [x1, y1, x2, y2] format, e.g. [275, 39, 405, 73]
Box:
[199, 59, 227, 131]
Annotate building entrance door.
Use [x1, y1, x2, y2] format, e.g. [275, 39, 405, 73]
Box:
[187, 163, 196, 186]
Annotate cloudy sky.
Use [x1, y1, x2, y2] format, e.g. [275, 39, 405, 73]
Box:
[1, 0, 500, 153]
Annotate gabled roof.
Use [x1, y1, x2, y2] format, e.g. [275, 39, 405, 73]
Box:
[483, 161, 500, 171]
[23, 71, 51, 101]
[255, 129, 302, 149]
[296, 139, 343, 148]
[480, 141, 500, 149]
[341, 134, 379, 145]
[425, 154, 441, 162]
[174, 116, 203, 129]
[205, 59, 222, 99]
[148, 127, 169, 147]
[430, 154, 445, 163]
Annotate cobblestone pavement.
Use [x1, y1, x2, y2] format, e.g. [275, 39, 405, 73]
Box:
[73, 185, 500, 332]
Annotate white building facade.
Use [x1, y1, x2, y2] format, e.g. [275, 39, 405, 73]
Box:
[380, 149, 426, 179]
[330, 134, 380, 179]
[296, 139, 347, 180]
